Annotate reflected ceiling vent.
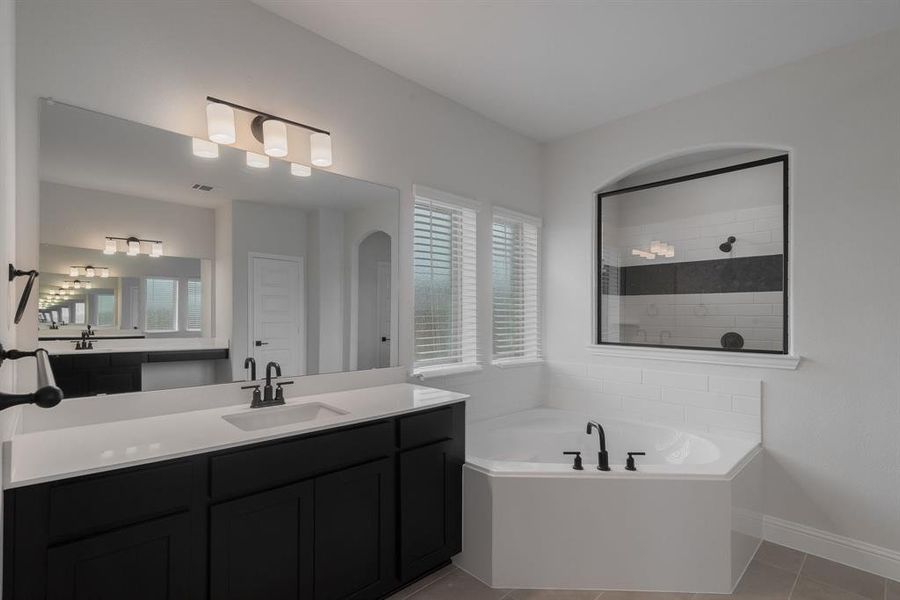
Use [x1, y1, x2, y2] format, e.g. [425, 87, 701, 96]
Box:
[192, 183, 214, 192]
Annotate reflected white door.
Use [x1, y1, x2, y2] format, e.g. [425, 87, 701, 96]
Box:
[249, 255, 304, 376]
[376, 260, 391, 368]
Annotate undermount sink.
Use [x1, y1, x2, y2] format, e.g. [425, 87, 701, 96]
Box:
[223, 402, 349, 432]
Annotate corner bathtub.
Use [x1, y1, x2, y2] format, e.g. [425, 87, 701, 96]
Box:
[456, 409, 763, 593]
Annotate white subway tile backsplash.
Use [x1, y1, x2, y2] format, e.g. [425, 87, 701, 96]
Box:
[685, 406, 761, 433]
[546, 361, 588, 378]
[585, 364, 642, 383]
[602, 380, 660, 400]
[642, 369, 708, 391]
[623, 397, 686, 424]
[662, 387, 732, 410]
[709, 376, 761, 398]
[732, 395, 761, 416]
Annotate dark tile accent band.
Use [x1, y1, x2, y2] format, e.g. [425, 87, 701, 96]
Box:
[618, 254, 783, 295]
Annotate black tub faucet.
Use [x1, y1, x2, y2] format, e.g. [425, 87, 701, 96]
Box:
[586, 420, 610, 471]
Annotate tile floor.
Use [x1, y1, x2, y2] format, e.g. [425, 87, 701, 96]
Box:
[389, 542, 898, 600]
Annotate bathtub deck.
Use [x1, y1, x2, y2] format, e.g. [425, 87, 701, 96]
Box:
[388, 542, 896, 600]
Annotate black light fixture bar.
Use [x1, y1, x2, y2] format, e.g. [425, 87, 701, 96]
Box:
[206, 96, 330, 136]
[106, 236, 162, 244]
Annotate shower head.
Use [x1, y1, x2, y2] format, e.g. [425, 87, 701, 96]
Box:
[718, 236, 737, 253]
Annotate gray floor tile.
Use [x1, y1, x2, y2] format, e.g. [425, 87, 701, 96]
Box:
[600, 592, 694, 600]
[753, 542, 806, 574]
[387, 565, 459, 599]
[508, 590, 602, 600]
[407, 568, 509, 600]
[791, 576, 870, 600]
[886, 579, 900, 600]
[801, 556, 885, 600]
[696, 560, 797, 600]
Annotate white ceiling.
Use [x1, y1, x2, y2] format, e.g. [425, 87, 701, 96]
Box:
[252, 0, 900, 141]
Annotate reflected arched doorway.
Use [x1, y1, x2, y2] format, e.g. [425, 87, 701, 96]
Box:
[355, 231, 392, 369]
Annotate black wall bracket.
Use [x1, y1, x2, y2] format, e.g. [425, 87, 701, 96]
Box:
[9, 264, 39, 325]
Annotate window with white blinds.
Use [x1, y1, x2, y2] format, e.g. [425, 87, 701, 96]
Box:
[413, 187, 478, 374]
[186, 279, 202, 332]
[145, 278, 179, 332]
[492, 208, 542, 364]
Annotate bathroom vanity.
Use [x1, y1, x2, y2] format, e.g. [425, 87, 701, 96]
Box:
[2, 384, 466, 600]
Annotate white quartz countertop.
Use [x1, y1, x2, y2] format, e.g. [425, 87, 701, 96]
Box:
[41, 338, 230, 356]
[3, 383, 468, 489]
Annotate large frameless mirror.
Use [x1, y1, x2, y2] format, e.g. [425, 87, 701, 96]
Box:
[38, 100, 401, 397]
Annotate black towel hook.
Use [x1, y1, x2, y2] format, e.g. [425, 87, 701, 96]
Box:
[9, 264, 39, 325]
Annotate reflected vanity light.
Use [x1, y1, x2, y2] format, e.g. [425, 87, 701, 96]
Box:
[104, 236, 162, 257]
[61, 281, 70, 289]
[126, 238, 140, 256]
[290, 162, 311, 177]
[103, 238, 117, 255]
[631, 249, 656, 260]
[69, 266, 78, 277]
[150, 241, 163, 258]
[100, 267, 110, 278]
[246, 151, 269, 169]
[84, 266, 96, 278]
[262, 119, 289, 158]
[310, 132, 332, 167]
[192, 137, 219, 159]
[206, 102, 236, 144]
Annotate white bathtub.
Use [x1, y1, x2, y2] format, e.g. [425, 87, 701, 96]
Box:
[466, 408, 756, 477]
[456, 408, 763, 593]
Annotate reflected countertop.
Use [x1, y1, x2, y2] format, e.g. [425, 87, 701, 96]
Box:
[41, 338, 230, 356]
[4, 383, 468, 489]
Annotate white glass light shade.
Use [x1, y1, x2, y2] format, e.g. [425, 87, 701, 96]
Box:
[246, 151, 270, 169]
[100, 268, 110, 278]
[206, 102, 236, 144]
[84, 282, 92, 289]
[262, 120, 289, 158]
[310, 132, 332, 167]
[290, 163, 311, 177]
[151, 241, 163, 257]
[127, 240, 140, 256]
[61, 281, 70, 289]
[85, 266, 96, 277]
[192, 137, 219, 159]
[103, 238, 117, 255]
[69, 267, 79, 277]
[72, 281, 80, 289]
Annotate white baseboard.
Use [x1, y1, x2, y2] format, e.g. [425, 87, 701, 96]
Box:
[763, 515, 900, 582]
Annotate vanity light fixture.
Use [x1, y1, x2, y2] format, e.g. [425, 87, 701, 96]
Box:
[246, 151, 270, 169]
[69, 265, 106, 278]
[291, 163, 311, 178]
[192, 137, 219, 159]
[103, 236, 163, 257]
[61, 281, 70, 289]
[100, 267, 110, 278]
[206, 101, 236, 144]
[631, 249, 656, 260]
[84, 266, 96, 278]
[69, 266, 79, 277]
[205, 96, 332, 169]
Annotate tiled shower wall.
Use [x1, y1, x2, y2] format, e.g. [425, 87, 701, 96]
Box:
[544, 361, 762, 441]
[617, 290, 783, 350]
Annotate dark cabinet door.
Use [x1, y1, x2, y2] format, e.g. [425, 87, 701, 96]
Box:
[398, 439, 463, 581]
[45, 513, 192, 600]
[314, 458, 394, 600]
[209, 480, 314, 600]
[87, 366, 141, 395]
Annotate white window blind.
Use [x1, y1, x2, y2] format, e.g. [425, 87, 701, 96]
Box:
[186, 279, 202, 332]
[413, 188, 478, 374]
[492, 208, 542, 364]
[74, 302, 86, 324]
[94, 294, 115, 327]
[145, 278, 179, 332]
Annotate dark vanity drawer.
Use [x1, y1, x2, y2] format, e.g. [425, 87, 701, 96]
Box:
[70, 354, 111, 369]
[109, 352, 147, 366]
[398, 407, 455, 449]
[47, 462, 194, 540]
[210, 421, 394, 499]
[148, 349, 229, 363]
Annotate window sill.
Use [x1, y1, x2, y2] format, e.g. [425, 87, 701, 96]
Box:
[586, 345, 801, 370]
[412, 363, 483, 380]
[492, 358, 545, 369]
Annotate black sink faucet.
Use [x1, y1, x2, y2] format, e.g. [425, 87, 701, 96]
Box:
[264, 361, 282, 404]
[586, 420, 611, 471]
[243, 357, 256, 381]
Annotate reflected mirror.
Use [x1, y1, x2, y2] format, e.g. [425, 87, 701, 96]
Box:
[597, 150, 788, 353]
[39, 100, 400, 397]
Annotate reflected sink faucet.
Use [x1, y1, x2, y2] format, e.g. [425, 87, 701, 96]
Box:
[243, 357, 256, 381]
[586, 420, 611, 471]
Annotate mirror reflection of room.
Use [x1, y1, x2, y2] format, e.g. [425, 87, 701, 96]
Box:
[38, 101, 400, 397]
